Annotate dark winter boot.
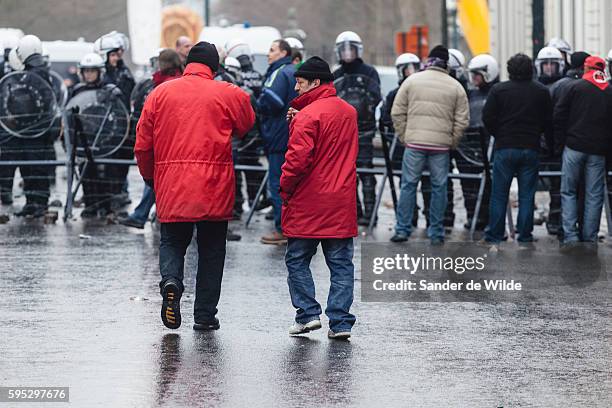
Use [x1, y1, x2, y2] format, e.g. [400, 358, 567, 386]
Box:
[161, 279, 182, 330]
[15, 203, 46, 218]
[193, 317, 220, 331]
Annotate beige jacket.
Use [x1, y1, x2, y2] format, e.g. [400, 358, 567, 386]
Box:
[391, 66, 469, 148]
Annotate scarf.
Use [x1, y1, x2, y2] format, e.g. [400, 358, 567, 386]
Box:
[582, 70, 609, 91]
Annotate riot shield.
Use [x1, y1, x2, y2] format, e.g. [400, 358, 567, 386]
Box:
[333, 74, 380, 129]
[456, 127, 492, 167]
[0, 71, 58, 139]
[0, 125, 11, 145]
[49, 70, 68, 109]
[130, 77, 154, 122]
[64, 87, 130, 158]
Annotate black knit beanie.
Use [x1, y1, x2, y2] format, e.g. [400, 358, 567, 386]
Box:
[428, 45, 449, 62]
[294, 56, 334, 82]
[570, 51, 590, 69]
[186, 41, 219, 72]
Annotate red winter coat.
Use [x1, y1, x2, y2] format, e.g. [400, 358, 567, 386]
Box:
[135, 63, 255, 223]
[280, 83, 358, 238]
[152, 69, 182, 86]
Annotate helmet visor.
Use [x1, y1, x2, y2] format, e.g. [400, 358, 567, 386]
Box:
[397, 63, 418, 80]
[537, 60, 560, 78]
[337, 41, 358, 63]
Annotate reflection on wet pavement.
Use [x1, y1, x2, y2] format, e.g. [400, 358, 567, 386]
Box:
[0, 171, 610, 407]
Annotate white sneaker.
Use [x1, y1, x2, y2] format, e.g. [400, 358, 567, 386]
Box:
[289, 319, 322, 335]
[327, 330, 351, 340]
[476, 239, 500, 252]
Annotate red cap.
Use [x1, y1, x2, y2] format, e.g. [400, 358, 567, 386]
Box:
[584, 56, 606, 71]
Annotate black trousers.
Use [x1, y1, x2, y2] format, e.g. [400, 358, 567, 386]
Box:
[0, 138, 19, 203]
[607, 161, 612, 226]
[356, 131, 377, 218]
[233, 150, 266, 214]
[107, 141, 134, 198]
[539, 156, 562, 234]
[455, 155, 490, 228]
[159, 220, 228, 323]
[17, 137, 53, 205]
[81, 163, 113, 211]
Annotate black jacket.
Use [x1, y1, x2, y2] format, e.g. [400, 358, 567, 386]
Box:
[468, 80, 496, 129]
[553, 79, 612, 155]
[238, 57, 264, 98]
[379, 84, 401, 134]
[102, 60, 134, 110]
[333, 58, 381, 133]
[482, 79, 553, 151]
[70, 81, 124, 103]
[24, 54, 52, 85]
[550, 68, 582, 106]
[333, 58, 380, 82]
[214, 66, 238, 84]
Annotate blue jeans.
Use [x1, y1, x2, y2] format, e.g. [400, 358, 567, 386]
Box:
[285, 238, 356, 333]
[561, 147, 605, 243]
[485, 148, 539, 243]
[129, 184, 155, 224]
[395, 148, 449, 240]
[267, 152, 285, 232]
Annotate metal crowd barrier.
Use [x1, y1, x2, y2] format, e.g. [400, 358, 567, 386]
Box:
[1, 114, 612, 240]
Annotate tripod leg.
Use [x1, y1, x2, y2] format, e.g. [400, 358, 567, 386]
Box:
[245, 171, 269, 229]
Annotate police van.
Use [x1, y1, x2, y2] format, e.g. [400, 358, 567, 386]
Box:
[199, 22, 282, 74]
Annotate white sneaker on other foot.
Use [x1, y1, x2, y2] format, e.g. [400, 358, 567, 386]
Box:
[327, 330, 351, 340]
[289, 319, 322, 335]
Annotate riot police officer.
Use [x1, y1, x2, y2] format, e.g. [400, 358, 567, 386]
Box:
[222, 55, 249, 221]
[467, 55, 499, 129]
[536, 45, 566, 236]
[211, 50, 246, 242]
[94, 32, 135, 210]
[380, 53, 420, 139]
[94, 32, 134, 109]
[225, 38, 263, 96]
[69, 53, 125, 217]
[0, 36, 20, 78]
[332, 31, 381, 226]
[0, 36, 20, 205]
[546, 38, 572, 75]
[224, 38, 269, 213]
[71, 53, 109, 96]
[449, 48, 469, 92]
[223, 56, 243, 86]
[460, 53, 500, 230]
[536, 46, 565, 86]
[379, 53, 420, 225]
[11, 35, 55, 217]
[285, 37, 305, 66]
[212, 45, 237, 84]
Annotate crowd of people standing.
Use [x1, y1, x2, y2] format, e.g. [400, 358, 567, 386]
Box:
[2, 29, 612, 338]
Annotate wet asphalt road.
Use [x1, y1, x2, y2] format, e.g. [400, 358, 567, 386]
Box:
[0, 168, 610, 407]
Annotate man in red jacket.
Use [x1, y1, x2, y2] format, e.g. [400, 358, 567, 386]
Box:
[135, 42, 255, 331]
[281, 57, 359, 340]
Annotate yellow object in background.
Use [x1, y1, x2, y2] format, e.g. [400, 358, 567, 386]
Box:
[457, 0, 491, 55]
[161, 5, 203, 49]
